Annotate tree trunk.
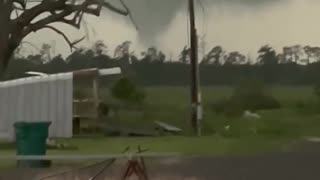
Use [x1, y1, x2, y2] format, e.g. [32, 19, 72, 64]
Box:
[0, 31, 10, 78]
[0, 51, 6, 79]
[0, 1, 13, 78]
[0, 34, 8, 78]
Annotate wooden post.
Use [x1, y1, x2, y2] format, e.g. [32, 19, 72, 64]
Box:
[189, 0, 201, 136]
[93, 77, 99, 120]
[73, 117, 80, 135]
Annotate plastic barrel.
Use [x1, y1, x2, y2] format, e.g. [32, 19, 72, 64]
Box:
[14, 122, 51, 168]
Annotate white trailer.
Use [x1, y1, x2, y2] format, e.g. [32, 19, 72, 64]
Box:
[0, 67, 121, 141]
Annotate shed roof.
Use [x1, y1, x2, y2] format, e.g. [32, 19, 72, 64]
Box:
[0, 67, 121, 88]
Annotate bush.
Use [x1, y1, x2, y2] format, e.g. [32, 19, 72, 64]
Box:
[314, 83, 320, 98]
[111, 77, 146, 105]
[232, 80, 281, 110]
[212, 80, 281, 116]
[73, 88, 88, 99]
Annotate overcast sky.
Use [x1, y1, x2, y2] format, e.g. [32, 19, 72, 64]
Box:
[23, 0, 320, 59]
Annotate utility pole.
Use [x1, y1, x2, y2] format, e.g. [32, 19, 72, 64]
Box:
[188, 0, 202, 136]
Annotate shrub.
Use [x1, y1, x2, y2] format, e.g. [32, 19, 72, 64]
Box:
[314, 83, 320, 98]
[231, 80, 281, 110]
[212, 80, 281, 116]
[73, 88, 88, 99]
[111, 77, 146, 105]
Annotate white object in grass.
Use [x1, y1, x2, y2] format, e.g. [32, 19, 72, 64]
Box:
[224, 125, 230, 131]
[243, 110, 261, 119]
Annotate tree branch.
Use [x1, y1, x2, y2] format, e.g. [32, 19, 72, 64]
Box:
[16, 0, 66, 26]
[14, 0, 130, 40]
[102, 1, 128, 16]
[119, 0, 138, 30]
[13, 0, 26, 10]
[3, 0, 131, 71]
[41, 25, 85, 51]
[20, 2, 102, 36]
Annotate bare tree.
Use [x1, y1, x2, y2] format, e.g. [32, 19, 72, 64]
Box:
[258, 45, 278, 65]
[0, 0, 131, 74]
[304, 46, 320, 64]
[224, 51, 246, 65]
[39, 43, 52, 62]
[141, 46, 159, 63]
[114, 41, 131, 59]
[179, 46, 190, 64]
[282, 45, 304, 64]
[201, 46, 224, 65]
[92, 40, 108, 56]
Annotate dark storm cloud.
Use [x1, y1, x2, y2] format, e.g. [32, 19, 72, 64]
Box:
[109, 0, 289, 46]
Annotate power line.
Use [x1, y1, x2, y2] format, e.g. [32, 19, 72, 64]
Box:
[196, 0, 208, 36]
[196, 0, 208, 59]
[186, 1, 190, 48]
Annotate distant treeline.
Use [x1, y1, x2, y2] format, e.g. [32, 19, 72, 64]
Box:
[3, 43, 320, 86]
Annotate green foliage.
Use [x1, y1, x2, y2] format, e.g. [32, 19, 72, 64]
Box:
[103, 86, 320, 138]
[298, 83, 320, 114]
[111, 77, 146, 104]
[313, 83, 320, 98]
[294, 99, 320, 115]
[232, 80, 281, 110]
[212, 80, 281, 116]
[258, 45, 279, 65]
[73, 88, 88, 99]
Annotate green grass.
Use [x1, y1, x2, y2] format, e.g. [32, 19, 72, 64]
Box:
[0, 135, 296, 168]
[100, 86, 320, 136]
[1, 86, 320, 168]
[0, 135, 296, 158]
[51, 136, 295, 156]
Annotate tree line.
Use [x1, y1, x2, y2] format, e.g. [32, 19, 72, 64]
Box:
[4, 41, 320, 86]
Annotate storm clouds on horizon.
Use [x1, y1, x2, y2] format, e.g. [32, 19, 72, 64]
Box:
[24, 0, 320, 59]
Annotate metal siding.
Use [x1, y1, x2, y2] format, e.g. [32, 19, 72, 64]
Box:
[65, 74, 73, 137]
[8, 81, 17, 140]
[0, 83, 7, 139]
[0, 73, 73, 140]
[16, 79, 25, 122]
[24, 79, 32, 123]
[40, 78, 49, 134]
[48, 75, 57, 137]
[2, 82, 9, 139]
[32, 78, 38, 123]
[49, 74, 59, 137]
[38, 77, 48, 123]
[56, 74, 66, 137]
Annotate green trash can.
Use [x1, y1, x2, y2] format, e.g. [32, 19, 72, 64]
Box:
[14, 121, 52, 168]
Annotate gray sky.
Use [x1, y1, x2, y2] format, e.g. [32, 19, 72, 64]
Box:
[23, 0, 320, 59]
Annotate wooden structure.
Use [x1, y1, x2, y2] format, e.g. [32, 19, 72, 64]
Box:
[72, 67, 122, 134]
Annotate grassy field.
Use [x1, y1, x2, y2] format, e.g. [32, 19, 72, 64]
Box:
[99, 86, 320, 137]
[1, 86, 320, 167]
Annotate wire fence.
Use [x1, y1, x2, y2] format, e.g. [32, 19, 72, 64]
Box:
[3, 150, 320, 180]
[0, 146, 189, 180]
[36, 159, 116, 180]
[0, 156, 197, 180]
